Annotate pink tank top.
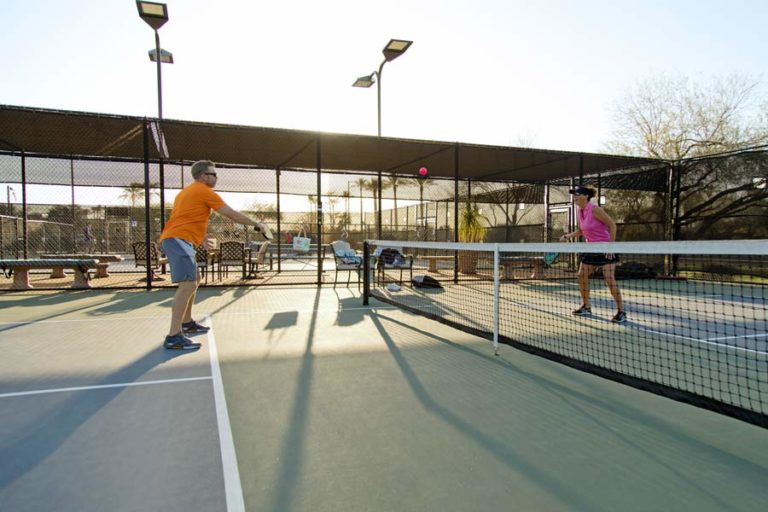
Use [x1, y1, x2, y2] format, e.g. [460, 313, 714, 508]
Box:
[578, 202, 611, 242]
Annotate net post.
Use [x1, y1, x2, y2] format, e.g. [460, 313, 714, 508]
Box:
[493, 243, 500, 356]
[362, 241, 370, 306]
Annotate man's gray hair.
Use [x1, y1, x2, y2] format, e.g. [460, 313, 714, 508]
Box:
[190, 160, 215, 179]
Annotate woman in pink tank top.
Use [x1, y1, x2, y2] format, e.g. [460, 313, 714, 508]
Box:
[559, 186, 626, 323]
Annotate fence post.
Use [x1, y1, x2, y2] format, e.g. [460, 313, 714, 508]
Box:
[21, 150, 28, 259]
[142, 120, 153, 289]
[363, 241, 370, 305]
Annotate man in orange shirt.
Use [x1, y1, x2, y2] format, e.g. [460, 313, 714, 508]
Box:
[159, 160, 272, 350]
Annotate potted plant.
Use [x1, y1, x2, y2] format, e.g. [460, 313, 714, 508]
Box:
[457, 200, 487, 274]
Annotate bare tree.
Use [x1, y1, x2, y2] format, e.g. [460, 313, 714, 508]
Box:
[245, 201, 278, 221]
[607, 74, 767, 160]
[676, 152, 768, 238]
[475, 182, 536, 227]
[606, 74, 768, 239]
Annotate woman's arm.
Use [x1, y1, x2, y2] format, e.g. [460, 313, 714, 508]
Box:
[591, 206, 617, 241]
[559, 228, 582, 242]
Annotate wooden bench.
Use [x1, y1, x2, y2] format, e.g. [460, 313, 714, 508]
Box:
[500, 256, 545, 279]
[418, 255, 455, 273]
[40, 253, 124, 278]
[0, 259, 100, 290]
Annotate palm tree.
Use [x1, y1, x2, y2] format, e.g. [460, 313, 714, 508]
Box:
[119, 182, 161, 207]
[411, 177, 435, 240]
[307, 194, 316, 235]
[340, 190, 351, 231]
[364, 178, 379, 236]
[119, 183, 145, 208]
[355, 177, 367, 233]
[383, 175, 404, 233]
[326, 196, 339, 229]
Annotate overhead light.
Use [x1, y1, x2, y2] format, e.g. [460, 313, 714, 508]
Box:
[352, 38, 413, 137]
[136, 1, 169, 30]
[382, 39, 412, 62]
[352, 74, 375, 88]
[148, 48, 174, 63]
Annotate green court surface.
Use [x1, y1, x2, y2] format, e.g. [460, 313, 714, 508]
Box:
[0, 287, 766, 512]
[374, 277, 768, 416]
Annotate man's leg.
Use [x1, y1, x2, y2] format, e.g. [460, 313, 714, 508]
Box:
[169, 280, 198, 336]
[181, 272, 202, 324]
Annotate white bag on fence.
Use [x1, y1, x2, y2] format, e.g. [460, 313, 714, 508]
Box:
[293, 229, 311, 252]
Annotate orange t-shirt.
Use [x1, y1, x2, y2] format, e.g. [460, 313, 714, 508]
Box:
[159, 182, 226, 246]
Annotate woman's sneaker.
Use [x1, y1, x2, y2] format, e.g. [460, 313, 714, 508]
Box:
[572, 305, 592, 316]
[182, 320, 210, 334]
[611, 310, 627, 323]
[164, 333, 202, 350]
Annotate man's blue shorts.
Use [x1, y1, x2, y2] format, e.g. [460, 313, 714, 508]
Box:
[160, 238, 197, 283]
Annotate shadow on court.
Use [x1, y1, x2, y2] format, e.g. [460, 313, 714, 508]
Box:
[370, 311, 757, 511]
[265, 288, 321, 512]
[0, 346, 188, 490]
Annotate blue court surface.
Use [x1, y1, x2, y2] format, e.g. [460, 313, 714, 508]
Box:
[1, 287, 766, 512]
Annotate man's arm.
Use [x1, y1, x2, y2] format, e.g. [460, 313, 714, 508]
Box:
[215, 205, 268, 232]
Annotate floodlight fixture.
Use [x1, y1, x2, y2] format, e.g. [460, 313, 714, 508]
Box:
[136, 1, 169, 30]
[352, 39, 413, 136]
[382, 39, 413, 62]
[149, 48, 174, 64]
[352, 74, 375, 88]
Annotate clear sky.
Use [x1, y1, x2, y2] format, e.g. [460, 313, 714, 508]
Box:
[1, 0, 766, 154]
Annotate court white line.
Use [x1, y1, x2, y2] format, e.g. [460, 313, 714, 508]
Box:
[0, 305, 395, 327]
[0, 376, 213, 400]
[205, 315, 246, 512]
[707, 332, 768, 342]
[496, 294, 768, 355]
[212, 304, 397, 319]
[575, 318, 767, 355]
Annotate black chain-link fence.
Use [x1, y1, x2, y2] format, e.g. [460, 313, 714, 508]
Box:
[1, 113, 765, 291]
[673, 149, 768, 240]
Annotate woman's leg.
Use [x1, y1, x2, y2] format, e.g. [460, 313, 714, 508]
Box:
[602, 263, 624, 310]
[577, 263, 592, 307]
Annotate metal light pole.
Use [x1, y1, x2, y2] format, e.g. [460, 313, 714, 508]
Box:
[352, 39, 412, 238]
[352, 39, 413, 137]
[148, 46, 173, 230]
[137, 1, 170, 280]
[136, 1, 170, 120]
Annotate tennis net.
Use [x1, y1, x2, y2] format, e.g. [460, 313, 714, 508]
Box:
[362, 239, 768, 427]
